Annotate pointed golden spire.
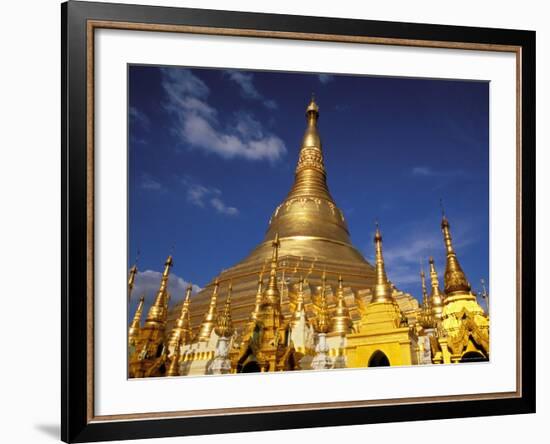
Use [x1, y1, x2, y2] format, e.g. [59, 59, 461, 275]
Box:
[372, 224, 393, 303]
[290, 275, 306, 330]
[441, 215, 471, 295]
[145, 255, 173, 325]
[284, 98, 333, 202]
[263, 233, 281, 307]
[315, 271, 331, 333]
[128, 264, 138, 301]
[428, 257, 444, 319]
[198, 278, 219, 341]
[166, 336, 182, 377]
[167, 284, 193, 348]
[331, 275, 353, 334]
[128, 295, 145, 346]
[420, 261, 428, 307]
[215, 282, 235, 338]
[250, 272, 264, 322]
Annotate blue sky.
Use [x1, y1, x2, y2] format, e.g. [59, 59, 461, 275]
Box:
[128, 65, 489, 312]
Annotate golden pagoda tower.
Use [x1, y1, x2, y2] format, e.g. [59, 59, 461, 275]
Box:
[197, 278, 219, 342]
[128, 295, 145, 349]
[436, 215, 489, 363]
[346, 225, 414, 367]
[130, 255, 173, 377]
[167, 98, 421, 337]
[167, 284, 193, 352]
[331, 275, 353, 335]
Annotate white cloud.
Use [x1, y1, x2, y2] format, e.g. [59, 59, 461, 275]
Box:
[411, 166, 465, 178]
[140, 173, 162, 191]
[226, 71, 278, 109]
[185, 181, 239, 216]
[132, 270, 201, 307]
[318, 74, 334, 84]
[161, 68, 286, 162]
[129, 106, 150, 129]
[210, 197, 239, 216]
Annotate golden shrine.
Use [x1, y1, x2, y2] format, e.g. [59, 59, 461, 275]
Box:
[128, 98, 490, 378]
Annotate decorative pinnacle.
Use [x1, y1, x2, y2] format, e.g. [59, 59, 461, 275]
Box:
[420, 261, 428, 306]
[146, 255, 173, 325]
[440, 215, 471, 295]
[197, 277, 219, 341]
[215, 282, 234, 338]
[315, 271, 330, 334]
[128, 295, 145, 344]
[372, 222, 393, 303]
[263, 234, 281, 307]
[331, 274, 352, 334]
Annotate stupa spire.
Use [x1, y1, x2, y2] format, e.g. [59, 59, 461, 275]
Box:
[290, 275, 306, 330]
[428, 257, 444, 319]
[250, 272, 264, 322]
[128, 295, 145, 346]
[331, 275, 353, 334]
[263, 233, 281, 307]
[166, 336, 182, 377]
[215, 282, 235, 338]
[168, 284, 193, 348]
[197, 278, 219, 341]
[420, 262, 428, 307]
[441, 215, 471, 295]
[286, 96, 331, 201]
[145, 255, 172, 325]
[315, 271, 331, 334]
[372, 224, 393, 303]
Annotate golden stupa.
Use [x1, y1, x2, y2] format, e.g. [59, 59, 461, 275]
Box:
[128, 98, 489, 377]
[167, 97, 416, 336]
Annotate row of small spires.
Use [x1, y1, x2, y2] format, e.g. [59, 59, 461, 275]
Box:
[129, 214, 481, 346]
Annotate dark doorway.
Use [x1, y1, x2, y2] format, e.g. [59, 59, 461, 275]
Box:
[241, 361, 261, 373]
[368, 350, 390, 367]
[460, 351, 488, 363]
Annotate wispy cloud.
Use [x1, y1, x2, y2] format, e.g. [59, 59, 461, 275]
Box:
[184, 179, 239, 216]
[131, 270, 201, 308]
[129, 106, 150, 130]
[161, 68, 286, 162]
[411, 166, 465, 178]
[210, 197, 239, 216]
[318, 74, 334, 84]
[140, 173, 162, 191]
[226, 71, 278, 109]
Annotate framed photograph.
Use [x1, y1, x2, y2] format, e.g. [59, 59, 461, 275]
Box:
[62, 1, 535, 442]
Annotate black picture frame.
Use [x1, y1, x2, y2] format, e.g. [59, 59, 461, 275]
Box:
[61, 1, 536, 442]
